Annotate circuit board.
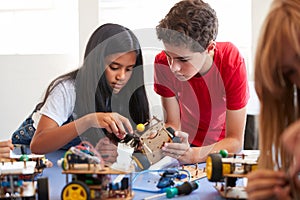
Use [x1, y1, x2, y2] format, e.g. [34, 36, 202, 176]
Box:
[180, 164, 207, 182]
[140, 120, 171, 165]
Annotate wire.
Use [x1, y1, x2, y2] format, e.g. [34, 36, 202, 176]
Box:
[132, 169, 166, 183]
[132, 168, 192, 193]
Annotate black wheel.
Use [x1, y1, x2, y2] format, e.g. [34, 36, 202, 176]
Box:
[61, 180, 90, 200]
[21, 197, 35, 200]
[206, 153, 223, 182]
[37, 177, 49, 200]
[132, 152, 150, 171]
[227, 177, 237, 187]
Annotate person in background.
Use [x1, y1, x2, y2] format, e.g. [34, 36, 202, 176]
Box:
[281, 121, 300, 187]
[154, 0, 249, 164]
[30, 23, 150, 164]
[246, 0, 300, 199]
[0, 139, 14, 158]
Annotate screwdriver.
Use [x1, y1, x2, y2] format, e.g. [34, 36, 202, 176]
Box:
[165, 180, 199, 198]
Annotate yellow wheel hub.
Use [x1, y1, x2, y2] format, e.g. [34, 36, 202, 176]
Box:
[62, 183, 88, 200]
[206, 156, 212, 180]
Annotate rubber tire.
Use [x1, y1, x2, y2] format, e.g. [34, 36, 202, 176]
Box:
[227, 177, 237, 187]
[37, 177, 49, 200]
[21, 197, 35, 200]
[206, 153, 223, 182]
[132, 152, 150, 171]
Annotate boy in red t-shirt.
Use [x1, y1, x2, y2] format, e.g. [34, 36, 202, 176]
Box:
[154, 0, 249, 164]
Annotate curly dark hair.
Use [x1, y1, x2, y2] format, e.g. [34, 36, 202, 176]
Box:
[156, 0, 218, 52]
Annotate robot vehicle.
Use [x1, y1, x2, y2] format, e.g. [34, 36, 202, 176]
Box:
[206, 150, 259, 199]
[0, 146, 49, 200]
[58, 141, 133, 200]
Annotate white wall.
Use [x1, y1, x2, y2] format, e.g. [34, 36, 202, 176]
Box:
[0, 0, 79, 140]
[0, 55, 77, 140]
[251, 0, 272, 79]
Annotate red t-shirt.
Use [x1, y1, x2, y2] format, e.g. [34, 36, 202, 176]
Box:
[154, 42, 249, 147]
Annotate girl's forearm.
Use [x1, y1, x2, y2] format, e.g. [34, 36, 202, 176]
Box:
[30, 115, 92, 154]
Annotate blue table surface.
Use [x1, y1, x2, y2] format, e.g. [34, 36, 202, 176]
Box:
[42, 150, 226, 200]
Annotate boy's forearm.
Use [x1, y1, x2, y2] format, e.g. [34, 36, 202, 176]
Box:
[192, 138, 243, 163]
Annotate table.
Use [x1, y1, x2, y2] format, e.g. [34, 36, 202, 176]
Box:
[42, 150, 224, 200]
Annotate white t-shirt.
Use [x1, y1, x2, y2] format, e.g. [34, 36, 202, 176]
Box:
[33, 80, 76, 127]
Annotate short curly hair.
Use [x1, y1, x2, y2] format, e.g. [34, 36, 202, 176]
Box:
[156, 0, 218, 52]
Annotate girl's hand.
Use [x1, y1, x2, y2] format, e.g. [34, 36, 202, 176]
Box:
[246, 169, 289, 200]
[161, 131, 192, 164]
[90, 112, 133, 139]
[0, 139, 14, 158]
[95, 137, 118, 165]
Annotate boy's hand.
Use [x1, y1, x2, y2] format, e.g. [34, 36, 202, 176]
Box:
[162, 131, 192, 164]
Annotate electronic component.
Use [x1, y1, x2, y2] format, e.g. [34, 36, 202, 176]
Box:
[156, 169, 187, 189]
